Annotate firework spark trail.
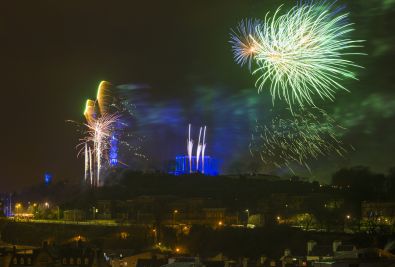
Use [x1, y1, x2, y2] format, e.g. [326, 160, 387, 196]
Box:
[96, 81, 113, 115]
[187, 124, 194, 173]
[84, 143, 88, 182]
[250, 109, 348, 172]
[81, 112, 121, 186]
[89, 147, 93, 185]
[119, 135, 148, 161]
[201, 126, 207, 174]
[231, 2, 364, 109]
[96, 130, 102, 187]
[196, 127, 203, 172]
[84, 99, 96, 123]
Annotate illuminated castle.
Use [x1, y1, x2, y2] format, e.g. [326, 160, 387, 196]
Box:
[174, 155, 218, 175]
[172, 124, 219, 176]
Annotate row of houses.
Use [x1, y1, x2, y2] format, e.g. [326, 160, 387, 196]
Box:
[0, 242, 107, 267]
[62, 196, 395, 229]
[107, 239, 395, 267]
[2, 238, 395, 267]
[62, 193, 346, 226]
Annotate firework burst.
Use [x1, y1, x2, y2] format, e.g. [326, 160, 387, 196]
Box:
[70, 81, 147, 187]
[80, 112, 121, 186]
[230, 19, 262, 70]
[250, 109, 350, 172]
[231, 2, 364, 109]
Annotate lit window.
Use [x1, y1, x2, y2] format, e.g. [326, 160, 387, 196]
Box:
[77, 258, 82, 265]
[20, 258, 24, 265]
[84, 258, 89, 265]
[70, 258, 74, 265]
[62, 258, 67, 265]
[27, 258, 32, 265]
[13, 258, 17, 264]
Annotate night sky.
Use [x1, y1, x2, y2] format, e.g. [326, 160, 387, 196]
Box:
[1, 0, 394, 190]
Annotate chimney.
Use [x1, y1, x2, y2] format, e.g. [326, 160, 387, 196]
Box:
[284, 249, 291, 257]
[307, 240, 317, 255]
[260, 256, 267, 265]
[242, 258, 248, 267]
[333, 240, 342, 253]
[77, 238, 83, 248]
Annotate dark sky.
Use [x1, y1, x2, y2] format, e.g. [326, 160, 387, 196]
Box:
[1, 0, 395, 191]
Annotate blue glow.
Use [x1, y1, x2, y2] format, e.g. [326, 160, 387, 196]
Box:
[44, 172, 53, 185]
[2, 195, 12, 217]
[126, 85, 268, 174]
[171, 155, 219, 176]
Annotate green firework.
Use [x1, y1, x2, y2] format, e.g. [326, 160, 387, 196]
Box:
[250, 108, 350, 172]
[231, 3, 364, 109]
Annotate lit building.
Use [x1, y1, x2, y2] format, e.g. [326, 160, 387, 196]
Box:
[173, 155, 219, 176]
[361, 201, 395, 224]
[170, 124, 219, 176]
[1, 194, 12, 217]
[44, 172, 53, 185]
[109, 133, 119, 167]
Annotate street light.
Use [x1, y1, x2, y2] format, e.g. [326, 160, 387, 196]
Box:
[152, 229, 158, 243]
[245, 209, 249, 226]
[173, 210, 178, 225]
[15, 203, 22, 215]
[92, 207, 98, 220]
[344, 214, 352, 232]
[57, 206, 60, 220]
